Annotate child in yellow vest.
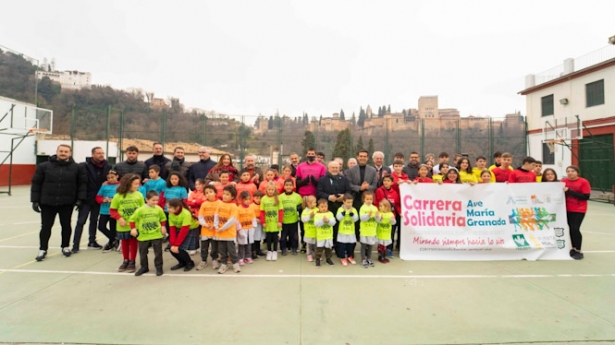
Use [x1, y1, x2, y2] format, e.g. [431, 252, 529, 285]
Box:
[251, 190, 265, 259]
[300, 195, 318, 262]
[335, 193, 359, 266]
[359, 191, 379, 268]
[376, 199, 396, 264]
[313, 198, 336, 268]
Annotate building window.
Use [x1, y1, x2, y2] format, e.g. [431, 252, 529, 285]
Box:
[542, 142, 555, 165]
[541, 94, 554, 116]
[586, 79, 604, 108]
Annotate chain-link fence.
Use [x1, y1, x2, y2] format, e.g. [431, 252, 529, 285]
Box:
[63, 108, 527, 169]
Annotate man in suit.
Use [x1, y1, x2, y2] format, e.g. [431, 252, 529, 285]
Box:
[372, 151, 391, 187]
[345, 150, 378, 252]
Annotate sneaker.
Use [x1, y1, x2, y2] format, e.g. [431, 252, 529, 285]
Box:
[62, 247, 72, 257]
[367, 259, 375, 267]
[35, 250, 47, 262]
[341, 258, 348, 266]
[164, 245, 170, 252]
[102, 241, 115, 253]
[348, 256, 356, 265]
[238, 259, 245, 266]
[361, 259, 368, 268]
[383, 257, 390, 264]
[135, 267, 149, 276]
[326, 259, 334, 266]
[315, 259, 321, 268]
[266, 251, 273, 261]
[291, 249, 298, 255]
[212, 260, 221, 270]
[245, 258, 253, 264]
[88, 242, 103, 250]
[196, 261, 208, 271]
[126, 260, 136, 273]
[232, 263, 241, 273]
[307, 254, 313, 262]
[156, 267, 163, 276]
[251, 252, 258, 260]
[272, 251, 278, 261]
[170, 263, 185, 271]
[378, 256, 387, 264]
[188, 250, 197, 256]
[71, 246, 79, 254]
[281, 249, 288, 256]
[218, 264, 228, 274]
[118, 260, 129, 272]
[386, 249, 394, 258]
[572, 251, 584, 260]
[300, 245, 306, 254]
[183, 262, 195, 272]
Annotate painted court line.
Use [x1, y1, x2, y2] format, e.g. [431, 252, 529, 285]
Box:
[0, 269, 614, 279]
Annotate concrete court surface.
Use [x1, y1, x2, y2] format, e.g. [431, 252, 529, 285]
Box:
[0, 186, 614, 345]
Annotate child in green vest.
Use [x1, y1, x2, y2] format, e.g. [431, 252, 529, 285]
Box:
[167, 198, 200, 272]
[300, 195, 318, 262]
[260, 182, 283, 261]
[376, 199, 396, 264]
[110, 174, 144, 273]
[313, 198, 336, 268]
[359, 191, 379, 268]
[129, 191, 167, 276]
[279, 179, 303, 255]
[336, 193, 359, 266]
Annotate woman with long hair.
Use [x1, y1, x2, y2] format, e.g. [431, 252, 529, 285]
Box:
[204, 154, 239, 184]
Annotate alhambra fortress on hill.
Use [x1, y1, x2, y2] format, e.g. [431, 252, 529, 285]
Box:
[253, 96, 524, 135]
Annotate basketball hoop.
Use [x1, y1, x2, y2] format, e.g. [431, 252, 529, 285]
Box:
[29, 128, 48, 141]
[546, 138, 563, 154]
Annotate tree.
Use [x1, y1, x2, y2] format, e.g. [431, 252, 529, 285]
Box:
[301, 131, 316, 153]
[387, 105, 391, 114]
[268, 116, 273, 129]
[358, 107, 366, 127]
[303, 113, 309, 126]
[367, 138, 375, 164]
[350, 112, 356, 127]
[319, 115, 322, 126]
[340, 109, 345, 121]
[331, 128, 352, 168]
[378, 106, 382, 117]
[38, 77, 60, 103]
[355, 135, 364, 154]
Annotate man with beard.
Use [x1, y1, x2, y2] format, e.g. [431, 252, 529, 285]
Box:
[289, 153, 300, 177]
[113, 146, 148, 179]
[31, 144, 87, 261]
[243, 154, 264, 185]
[345, 150, 378, 252]
[187, 146, 217, 190]
[164, 146, 191, 181]
[72, 147, 111, 253]
[402, 151, 420, 180]
[145, 142, 171, 179]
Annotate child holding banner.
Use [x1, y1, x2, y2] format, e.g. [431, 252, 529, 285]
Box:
[479, 170, 493, 184]
[432, 163, 448, 183]
[413, 164, 434, 183]
[541, 168, 558, 182]
[440, 167, 461, 184]
[359, 191, 379, 268]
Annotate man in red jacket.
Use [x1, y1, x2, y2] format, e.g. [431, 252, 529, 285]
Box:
[509, 156, 537, 183]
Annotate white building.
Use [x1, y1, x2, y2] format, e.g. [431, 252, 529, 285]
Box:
[519, 43, 615, 192]
[36, 70, 92, 90]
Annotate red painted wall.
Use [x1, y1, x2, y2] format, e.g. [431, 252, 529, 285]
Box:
[0, 164, 35, 187]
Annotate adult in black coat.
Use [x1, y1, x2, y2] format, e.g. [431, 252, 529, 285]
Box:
[402, 151, 421, 181]
[113, 146, 148, 180]
[144, 142, 171, 179]
[72, 147, 111, 252]
[187, 146, 217, 190]
[30, 144, 87, 261]
[317, 161, 351, 252]
[372, 151, 392, 187]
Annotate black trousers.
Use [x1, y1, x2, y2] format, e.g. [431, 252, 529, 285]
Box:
[567, 212, 585, 250]
[98, 214, 116, 242]
[266, 232, 279, 251]
[139, 239, 163, 269]
[280, 222, 299, 251]
[39, 204, 74, 251]
[73, 202, 100, 246]
[170, 249, 193, 266]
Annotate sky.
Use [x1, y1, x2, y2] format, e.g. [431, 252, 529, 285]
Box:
[1, 1, 614, 120]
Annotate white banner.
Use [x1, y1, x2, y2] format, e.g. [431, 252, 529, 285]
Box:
[400, 182, 571, 261]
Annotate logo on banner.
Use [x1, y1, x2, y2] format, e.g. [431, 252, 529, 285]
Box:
[509, 207, 556, 232]
[554, 227, 565, 237]
[512, 234, 529, 248]
[556, 240, 566, 249]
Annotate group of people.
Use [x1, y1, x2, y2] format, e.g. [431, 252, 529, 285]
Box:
[29, 143, 592, 276]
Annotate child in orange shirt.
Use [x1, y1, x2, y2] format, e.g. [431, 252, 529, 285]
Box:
[196, 185, 221, 271]
[259, 169, 282, 194]
[215, 185, 240, 274]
